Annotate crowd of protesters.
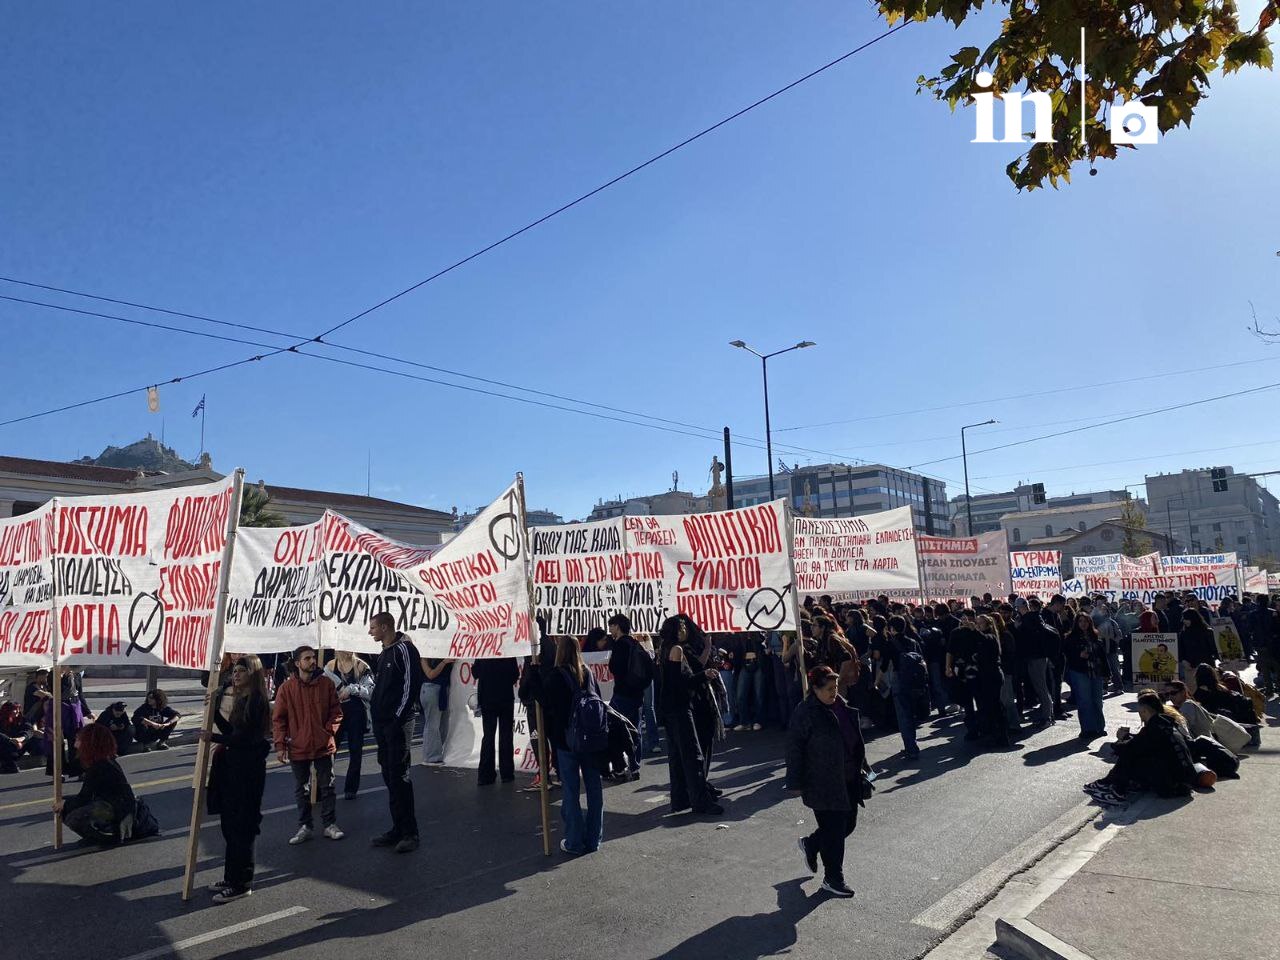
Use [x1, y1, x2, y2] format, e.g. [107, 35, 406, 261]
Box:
[3, 586, 1272, 904]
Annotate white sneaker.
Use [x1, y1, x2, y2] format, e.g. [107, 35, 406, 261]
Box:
[289, 825, 313, 845]
[323, 824, 346, 841]
[732, 725, 747, 732]
[752, 723, 763, 731]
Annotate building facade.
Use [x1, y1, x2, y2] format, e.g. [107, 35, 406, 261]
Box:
[951, 484, 1132, 536]
[1040, 523, 1177, 577]
[1002, 501, 1149, 550]
[587, 489, 718, 522]
[1144, 467, 1280, 562]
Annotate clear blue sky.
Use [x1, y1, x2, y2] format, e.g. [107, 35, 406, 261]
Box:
[2, 2, 1278, 519]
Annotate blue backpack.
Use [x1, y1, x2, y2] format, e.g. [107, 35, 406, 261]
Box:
[563, 668, 609, 754]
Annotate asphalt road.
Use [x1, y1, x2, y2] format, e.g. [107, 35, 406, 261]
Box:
[0, 690, 1141, 960]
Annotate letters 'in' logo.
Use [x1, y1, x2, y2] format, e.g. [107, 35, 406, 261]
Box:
[971, 70, 1054, 145]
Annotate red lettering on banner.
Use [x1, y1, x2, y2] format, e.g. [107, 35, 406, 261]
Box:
[273, 527, 321, 564]
[447, 631, 505, 658]
[58, 603, 121, 656]
[56, 505, 148, 557]
[163, 488, 233, 560]
[677, 593, 737, 631]
[158, 562, 220, 612]
[682, 505, 781, 561]
[0, 514, 49, 565]
[0, 609, 53, 656]
[534, 559, 561, 583]
[164, 614, 212, 669]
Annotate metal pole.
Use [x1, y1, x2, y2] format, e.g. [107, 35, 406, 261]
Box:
[722, 427, 735, 510]
[962, 427, 973, 536]
[762, 356, 775, 501]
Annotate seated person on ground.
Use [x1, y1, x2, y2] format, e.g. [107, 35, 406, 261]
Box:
[1, 701, 35, 773]
[54, 724, 158, 845]
[1084, 691, 1196, 803]
[1163, 681, 1215, 739]
[1192, 664, 1258, 727]
[132, 690, 180, 750]
[96, 701, 135, 756]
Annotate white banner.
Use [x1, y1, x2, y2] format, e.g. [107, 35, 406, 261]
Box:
[1159, 553, 1237, 575]
[1010, 549, 1062, 598]
[0, 502, 56, 667]
[1071, 552, 1161, 576]
[53, 478, 237, 668]
[793, 506, 919, 597]
[1244, 566, 1268, 593]
[1061, 577, 1085, 598]
[918, 531, 1009, 600]
[225, 480, 533, 660]
[1081, 568, 1239, 605]
[1132, 633, 1179, 686]
[534, 501, 796, 635]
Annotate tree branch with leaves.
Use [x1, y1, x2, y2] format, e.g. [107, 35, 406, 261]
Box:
[881, 0, 1277, 189]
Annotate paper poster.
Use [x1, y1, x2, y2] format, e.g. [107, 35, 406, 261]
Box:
[1132, 633, 1179, 686]
[793, 506, 919, 597]
[0, 502, 56, 667]
[54, 478, 236, 668]
[917, 531, 1010, 600]
[1010, 549, 1062, 598]
[1211, 618, 1246, 662]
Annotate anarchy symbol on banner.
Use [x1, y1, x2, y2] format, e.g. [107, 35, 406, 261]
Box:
[488, 490, 522, 566]
[744, 585, 792, 631]
[127, 591, 165, 658]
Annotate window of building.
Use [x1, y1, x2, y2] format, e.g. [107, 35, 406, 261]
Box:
[1238, 536, 1247, 545]
[1012, 527, 1021, 542]
[1211, 522, 1221, 532]
[1045, 524, 1053, 537]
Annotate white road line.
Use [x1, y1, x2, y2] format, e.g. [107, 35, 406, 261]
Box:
[911, 801, 1098, 932]
[114, 906, 309, 960]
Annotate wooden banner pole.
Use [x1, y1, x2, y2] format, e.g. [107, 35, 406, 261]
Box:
[515, 473, 553, 857]
[51, 659, 63, 849]
[180, 469, 245, 901]
[782, 500, 808, 696]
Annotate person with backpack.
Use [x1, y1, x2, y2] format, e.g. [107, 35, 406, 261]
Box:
[528, 634, 607, 855]
[367, 611, 424, 854]
[605, 613, 650, 780]
[945, 616, 984, 742]
[655, 616, 723, 817]
[916, 608, 952, 718]
[53, 723, 158, 846]
[877, 616, 923, 759]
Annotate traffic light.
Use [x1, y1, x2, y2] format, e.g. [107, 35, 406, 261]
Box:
[1211, 467, 1228, 493]
[1031, 482, 1046, 505]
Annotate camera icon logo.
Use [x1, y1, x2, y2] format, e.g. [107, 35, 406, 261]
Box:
[1110, 99, 1158, 145]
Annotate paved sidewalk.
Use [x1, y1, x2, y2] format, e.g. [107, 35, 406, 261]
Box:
[1004, 699, 1280, 960]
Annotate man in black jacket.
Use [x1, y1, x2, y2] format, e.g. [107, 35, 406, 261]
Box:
[606, 614, 649, 779]
[1018, 602, 1058, 727]
[367, 612, 422, 853]
[472, 657, 519, 785]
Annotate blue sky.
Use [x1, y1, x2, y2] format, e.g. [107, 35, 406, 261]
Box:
[2, 2, 1278, 520]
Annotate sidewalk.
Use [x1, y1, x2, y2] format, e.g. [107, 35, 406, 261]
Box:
[997, 702, 1280, 960]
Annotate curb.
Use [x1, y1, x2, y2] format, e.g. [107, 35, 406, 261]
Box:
[993, 795, 1157, 960]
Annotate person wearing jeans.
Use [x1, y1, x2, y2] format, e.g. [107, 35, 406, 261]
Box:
[1063, 613, 1108, 739]
[734, 632, 768, 731]
[325, 651, 373, 800]
[272, 645, 345, 844]
[418, 659, 452, 764]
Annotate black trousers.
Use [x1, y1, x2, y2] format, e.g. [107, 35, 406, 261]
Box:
[134, 724, 173, 747]
[219, 750, 267, 891]
[952, 677, 980, 735]
[479, 699, 515, 783]
[663, 708, 711, 812]
[374, 718, 417, 840]
[692, 705, 717, 785]
[1049, 656, 1066, 716]
[805, 780, 859, 885]
[337, 706, 367, 796]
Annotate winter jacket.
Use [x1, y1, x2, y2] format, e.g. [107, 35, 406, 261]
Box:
[370, 634, 421, 729]
[785, 693, 866, 813]
[1112, 713, 1196, 797]
[1178, 624, 1217, 668]
[1063, 630, 1109, 678]
[1194, 685, 1258, 726]
[63, 758, 135, 823]
[1016, 612, 1058, 661]
[527, 664, 599, 754]
[607, 634, 651, 700]
[472, 657, 519, 709]
[272, 672, 342, 760]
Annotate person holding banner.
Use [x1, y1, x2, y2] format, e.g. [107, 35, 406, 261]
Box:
[368, 613, 424, 853]
[202, 656, 272, 903]
[325, 651, 374, 800]
[273, 645, 345, 844]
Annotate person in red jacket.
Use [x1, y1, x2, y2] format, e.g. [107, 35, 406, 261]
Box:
[273, 644, 344, 843]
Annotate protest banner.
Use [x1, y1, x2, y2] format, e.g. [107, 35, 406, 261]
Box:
[1082, 568, 1238, 605]
[1010, 549, 1062, 598]
[1211, 617, 1246, 664]
[917, 531, 1009, 600]
[534, 500, 796, 636]
[52, 477, 237, 670]
[1061, 577, 1085, 599]
[1268, 573, 1280, 593]
[224, 480, 534, 661]
[1132, 633, 1179, 686]
[0, 501, 56, 668]
[793, 506, 919, 598]
[1244, 566, 1268, 594]
[1159, 553, 1237, 575]
[1071, 553, 1161, 577]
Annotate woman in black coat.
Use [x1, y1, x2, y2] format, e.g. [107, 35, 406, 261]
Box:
[1192, 664, 1258, 725]
[54, 723, 154, 845]
[655, 616, 722, 817]
[200, 655, 272, 904]
[1178, 610, 1218, 677]
[1089, 691, 1195, 801]
[785, 665, 867, 899]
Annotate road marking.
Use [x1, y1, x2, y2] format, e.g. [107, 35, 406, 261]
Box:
[114, 906, 309, 960]
[0, 775, 191, 812]
[911, 800, 1099, 931]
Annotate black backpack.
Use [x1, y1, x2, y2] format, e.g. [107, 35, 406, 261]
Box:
[625, 638, 655, 691]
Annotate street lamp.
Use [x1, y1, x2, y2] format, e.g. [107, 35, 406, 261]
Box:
[960, 419, 998, 535]
[729, 340, 816, 501]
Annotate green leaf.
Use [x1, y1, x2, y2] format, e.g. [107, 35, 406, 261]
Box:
[951, 45, 981, 67]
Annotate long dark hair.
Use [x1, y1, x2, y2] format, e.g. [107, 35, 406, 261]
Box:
[230, 655, 271, 735]
[658, 614, 707, 660]
[555, 635, 586, 686]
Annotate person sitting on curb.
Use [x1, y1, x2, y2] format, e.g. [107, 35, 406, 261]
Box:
[132, 690, 181, 751]
[97, 702, 135, 756]
[1084, 691, 1196, 806]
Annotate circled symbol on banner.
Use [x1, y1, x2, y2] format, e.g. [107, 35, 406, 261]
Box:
[745, 585, 791, 631]
[127, 592, 165, 657]
[489, 493, 523, 564]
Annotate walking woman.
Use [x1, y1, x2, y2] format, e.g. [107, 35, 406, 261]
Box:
[1063, 613, 1109, 740]
[656, 616, 723, 817]
[973, 616, 1011, 748]
[325, 650, 373, 799]
[529, 635, 605, 854]
[786, 666, 867, 899]
[202, 655, 271, 903]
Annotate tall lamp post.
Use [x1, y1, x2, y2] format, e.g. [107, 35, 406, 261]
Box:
[960, 419, 998, 535]
[729, 340, 816, 501]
